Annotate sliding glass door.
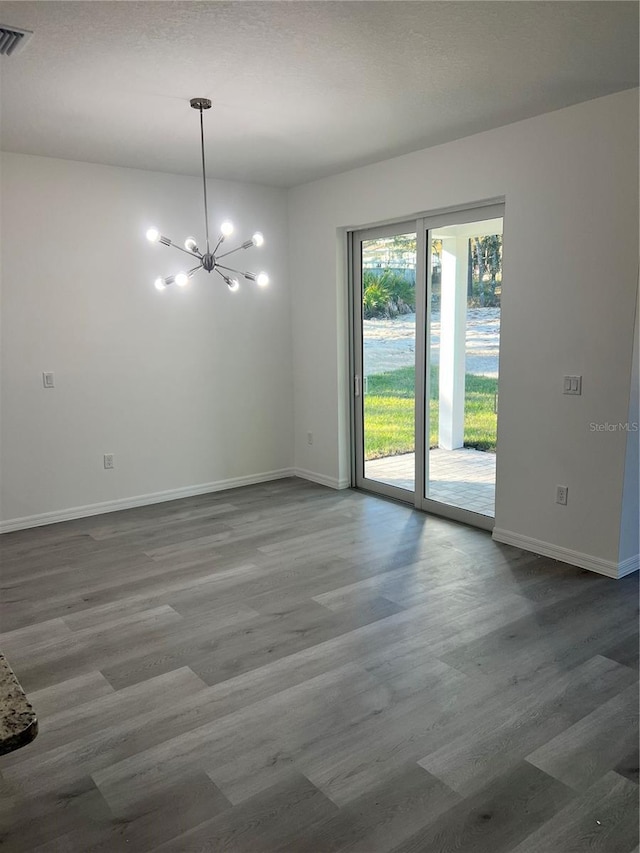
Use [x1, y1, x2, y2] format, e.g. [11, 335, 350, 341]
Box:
[423, 215, 503, 522]
[352, 204, 503, 529]
[352, 222, 418, 500]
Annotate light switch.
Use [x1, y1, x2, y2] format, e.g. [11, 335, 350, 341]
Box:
[42, 372, 55, 388]
[563, 375, 582, 395]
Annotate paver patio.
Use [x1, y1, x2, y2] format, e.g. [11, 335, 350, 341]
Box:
[365, 447, 496, 516]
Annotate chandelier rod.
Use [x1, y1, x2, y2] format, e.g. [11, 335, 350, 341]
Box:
[198, 105, 211, 254]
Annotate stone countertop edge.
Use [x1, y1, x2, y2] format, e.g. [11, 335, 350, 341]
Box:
[0, 653, 38, 756]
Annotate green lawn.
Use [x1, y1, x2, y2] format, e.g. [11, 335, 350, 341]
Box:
[364, 365, 497, 460]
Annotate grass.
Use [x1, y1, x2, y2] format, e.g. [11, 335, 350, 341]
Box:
[364, 365, 497, 460]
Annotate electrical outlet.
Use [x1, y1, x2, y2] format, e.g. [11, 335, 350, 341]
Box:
[103, 454, 114, 470]
[307, 432, 313, 446]
[556, 485, 568, 505]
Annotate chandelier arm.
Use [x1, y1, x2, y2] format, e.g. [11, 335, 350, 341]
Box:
[198, 107, 211, 255]
[167, 241, 202, 259]
[215, 263, 244, 275]
[188, 263, 204, 276]
[216, 244, 249, 260]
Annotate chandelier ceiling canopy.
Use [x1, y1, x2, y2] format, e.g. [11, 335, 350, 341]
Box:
[146, 97, 268, 293]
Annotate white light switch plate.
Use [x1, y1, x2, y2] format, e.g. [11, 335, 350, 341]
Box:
[563, 375, 582, 395]
[42, 372, 55, 388]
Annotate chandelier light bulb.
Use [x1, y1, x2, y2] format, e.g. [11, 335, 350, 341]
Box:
[184, 237, 198, 251]
[228, 278, 240, 292]
[146, 227, 160, 243]
[220, 221, 234, 237]
[175, 272, 189, 287]
[257, 272, 269, 288]
[252, 232, 264, 247]
[154, 277, 167, 290]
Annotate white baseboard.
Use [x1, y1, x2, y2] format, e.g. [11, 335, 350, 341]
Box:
[618, 554, 640, 578]
[0, 468, 296, 533]
[492, 528, 638, 579]
[294, 468, 350, 490]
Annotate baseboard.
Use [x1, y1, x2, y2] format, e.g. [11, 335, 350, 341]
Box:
[294, 468, 350, 490]
[492, 528, 638, 579]
[618, 554, 640, 578]
[0, 468, 296, 533]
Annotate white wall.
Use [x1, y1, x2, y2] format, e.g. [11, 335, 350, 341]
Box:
[288, 90, 639, 573]
[1, 153, 292, 527]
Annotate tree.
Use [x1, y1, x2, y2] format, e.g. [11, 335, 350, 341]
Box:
[469, 234, 502, 307]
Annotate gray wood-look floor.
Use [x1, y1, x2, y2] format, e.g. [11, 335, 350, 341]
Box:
[0, 477, 637, 852]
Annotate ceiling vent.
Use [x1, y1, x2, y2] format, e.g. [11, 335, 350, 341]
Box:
[0, 25, 33, 56]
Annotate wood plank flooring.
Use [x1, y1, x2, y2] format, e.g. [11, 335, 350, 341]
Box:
[0, 477, 637, 852]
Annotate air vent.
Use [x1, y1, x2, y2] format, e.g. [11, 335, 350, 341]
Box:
[0, 25, 33, 56]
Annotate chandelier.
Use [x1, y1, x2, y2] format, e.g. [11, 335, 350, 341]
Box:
[146, 97, 269, 293]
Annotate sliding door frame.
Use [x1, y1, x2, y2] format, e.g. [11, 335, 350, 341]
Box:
[349, 199, 504, 530]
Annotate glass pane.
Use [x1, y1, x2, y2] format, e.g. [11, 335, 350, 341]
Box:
[362, 232, 417, 492]
[426, 219, 502, 516]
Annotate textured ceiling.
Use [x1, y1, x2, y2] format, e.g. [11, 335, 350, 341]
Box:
[0, 1, 637, 187]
